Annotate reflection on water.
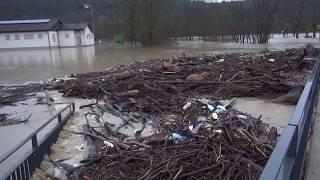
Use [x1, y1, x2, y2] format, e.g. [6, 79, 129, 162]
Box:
[0, 34, 319, 85]
[0, 47, 95, 85]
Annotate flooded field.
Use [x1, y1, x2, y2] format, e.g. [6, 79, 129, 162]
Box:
[0, 34, 319, 85]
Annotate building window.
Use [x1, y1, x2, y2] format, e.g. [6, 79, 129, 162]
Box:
[15, 34, 20, 40]
[52, 34, 56, 42]
[24, 34, 34, 40]
[5, 34, 10, 40]
[65, 33, 69, 38]
[38, 33, 43, 39]
[87, 34, 93, 39]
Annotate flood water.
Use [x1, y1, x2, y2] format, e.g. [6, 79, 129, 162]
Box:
[0, 34, 319, 85]
[0, 34, 318, 178]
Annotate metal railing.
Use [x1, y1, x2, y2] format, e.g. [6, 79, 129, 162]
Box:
[0, 102, 75, 180]
[260, 58, 320, 180]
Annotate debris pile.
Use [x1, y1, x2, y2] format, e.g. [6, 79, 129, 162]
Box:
[0, 84, 42, 106]
[0, 113, 31, 126]
[69, 99, 277, 180]
[61, 47, 318, 179]
[0, 80, 63, 106]
[62, 47, 318, 117]
[0, 47, 318, 178]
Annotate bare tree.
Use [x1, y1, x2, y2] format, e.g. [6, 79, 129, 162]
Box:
[230, 1, 248, 43]
[310, 0, 320, 38]
[122, 0, 164, 46]
[123, 0, 138, 45]
[182, 0, 193, 40]
[291, 0, 304, 38]
[252, 0, 279, 43]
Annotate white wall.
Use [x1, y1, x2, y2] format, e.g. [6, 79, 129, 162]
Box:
[48, 31, 59, 47]
[80, 26, 94, 46]
[58, 30, 76, 47]
[0, 27, 94, 49]
[0, 31, 50, 49]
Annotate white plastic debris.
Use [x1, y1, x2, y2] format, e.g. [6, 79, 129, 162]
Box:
[192, 122, 204, 134]
[237, 115, 248, 119]
[207, 104, 215, 111]
[170, 133, 188, 142]
[189, 125, 194, 131]
[199, 57, 204, 60]
[183, 102, 192, 110]
[212, 113, 219, 120]
[215, 105, 226, 114]
[217, 59, 225, 63]
[103, 141, 114, 148]
[268, 59, 275, 62]
[213, 129, 223, 134]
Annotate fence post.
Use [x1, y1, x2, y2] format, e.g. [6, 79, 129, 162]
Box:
[31, 135, 38, 151]
[72, 103, 75, 112]
[58, 114, 62, 123]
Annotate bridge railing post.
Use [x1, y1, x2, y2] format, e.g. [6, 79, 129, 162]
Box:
[31, 135, 38, 151]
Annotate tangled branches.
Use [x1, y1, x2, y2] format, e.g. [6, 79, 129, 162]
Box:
[73, 108, 276, 180]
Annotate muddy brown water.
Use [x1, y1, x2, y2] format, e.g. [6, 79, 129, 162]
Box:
[0, 34, 317, 177]
[0, 34, 319, 86]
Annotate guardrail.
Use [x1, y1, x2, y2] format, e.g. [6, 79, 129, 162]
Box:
[260, 58, 320, 180]
[0, 102, 75, 180]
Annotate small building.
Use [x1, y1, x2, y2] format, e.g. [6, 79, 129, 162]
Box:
[0, 19, 94, 49]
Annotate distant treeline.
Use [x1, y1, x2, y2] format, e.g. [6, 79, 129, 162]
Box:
[0, 0, 319, 45]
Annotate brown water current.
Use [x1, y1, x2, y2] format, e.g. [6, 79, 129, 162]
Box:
[0, 34, 319, 85]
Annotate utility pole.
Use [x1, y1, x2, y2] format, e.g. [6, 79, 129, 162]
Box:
[83, 4, 95, 38]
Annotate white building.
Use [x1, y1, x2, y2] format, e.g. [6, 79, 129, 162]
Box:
[0, 19, 94, 49]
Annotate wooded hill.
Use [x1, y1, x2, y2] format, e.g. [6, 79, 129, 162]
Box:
[0, 0, 319, 45]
